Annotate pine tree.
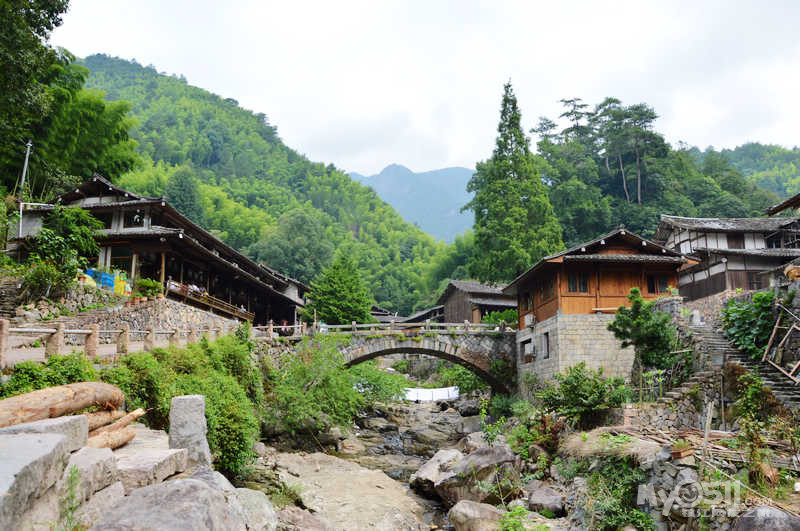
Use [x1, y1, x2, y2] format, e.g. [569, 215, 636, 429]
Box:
[301, 252, 372, 325]
[165, 168, 204, 225]
[465, 82, 564, 283]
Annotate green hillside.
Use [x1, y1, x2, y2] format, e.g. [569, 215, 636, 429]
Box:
[80, 54, 447, 314]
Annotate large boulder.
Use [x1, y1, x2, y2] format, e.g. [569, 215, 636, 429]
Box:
[168, 395, 212, 467]
[0, 433, 69, 530]
[447, 500, 503, 531]
[733, 506, 800, 530]
[89, 478, 246, 530]
[527, 485, 565, 516]
[434, 443, 521, 506]
[409, 449, 463, 496]
[234, 488, 278, 531]
[0, 415, 88, 452]
[456, 432, 507, 454]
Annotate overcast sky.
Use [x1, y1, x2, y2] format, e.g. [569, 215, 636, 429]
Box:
[51, 0, 800, 176]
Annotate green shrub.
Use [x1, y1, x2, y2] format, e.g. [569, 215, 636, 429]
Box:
[175, 371, 258, 476]
[538, 362, 632, 427]
[134, 278, 163, 297]
[482, 309, 518, 328]
[607, 287, 676, 369]
[436, 363, 487, 394]
[722, 291, 776, 360]
[586, 457, 654, 530]
[21, 258, 75, 301]
[391, 360, 409, 373]
[497, 505, 531, 531]
[102, 352, 176, 429]
[348, 360, 408, 403]
[0, 352, 97, 398]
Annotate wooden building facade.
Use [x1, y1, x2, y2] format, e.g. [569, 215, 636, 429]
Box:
[504, 228, 684, 330]
[653, 215, 800, 300]
[436, 280, 516, 324]
[13, 175, 307, 324]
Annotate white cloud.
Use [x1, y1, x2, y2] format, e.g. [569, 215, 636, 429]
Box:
[52, 0, 800, 175]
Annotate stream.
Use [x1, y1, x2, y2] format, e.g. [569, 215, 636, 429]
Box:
[244, 397, 483, 530]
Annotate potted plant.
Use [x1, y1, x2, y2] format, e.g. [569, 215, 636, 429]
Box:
[670, 439, 694, 459]
[135, 278, 163, 301]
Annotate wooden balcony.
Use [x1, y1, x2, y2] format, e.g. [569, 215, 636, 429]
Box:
[166, 283, 254, 321]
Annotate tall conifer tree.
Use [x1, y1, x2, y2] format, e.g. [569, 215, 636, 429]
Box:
[465, 82, 564, 283]
[302, 252, 372, 325]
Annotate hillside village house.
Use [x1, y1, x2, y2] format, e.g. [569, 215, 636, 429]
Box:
[11, 174, 307, 325]
[653, 215, 800, 300]
[503, 227, 685, 381]
[436, 280, 516, 324]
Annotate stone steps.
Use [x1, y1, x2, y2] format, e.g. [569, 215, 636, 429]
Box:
[113, 424, 188, 494]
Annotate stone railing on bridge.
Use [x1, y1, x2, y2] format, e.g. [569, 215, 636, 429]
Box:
[0, 319, 237, 369]
[319, 321, 518, 394]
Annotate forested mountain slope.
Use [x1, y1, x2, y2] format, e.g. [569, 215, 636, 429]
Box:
[351, 164, 474, 242]
[80, 54, 446, 314]
[693, 143, 800, 199]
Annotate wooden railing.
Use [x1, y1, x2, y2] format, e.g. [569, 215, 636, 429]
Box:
[0, 320, 238, 369]
[166, 283, 254, 321]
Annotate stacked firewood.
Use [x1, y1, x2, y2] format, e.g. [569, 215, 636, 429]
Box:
[0, 382, 142, 449]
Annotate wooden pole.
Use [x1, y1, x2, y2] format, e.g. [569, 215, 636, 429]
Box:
[160, 252, 166, 290]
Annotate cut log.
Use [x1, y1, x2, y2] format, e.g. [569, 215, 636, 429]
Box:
[87, 426, 136, 449]
[89, 408, 145, 437]
[84, 409, 126, 431]
[0, 382, 124, 428]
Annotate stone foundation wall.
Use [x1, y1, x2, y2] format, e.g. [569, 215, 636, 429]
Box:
[517, 313, 635, 395]
[13, 284, 122, 324]
[69, 298, 240, 344]
[609, 371, 722, 431]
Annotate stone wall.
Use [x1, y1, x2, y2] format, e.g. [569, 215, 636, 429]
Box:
[609, 371, 723, 431]
[69, 298, 240, 344]
[517, 313, 635, 395]
[12, 283, 122, 324]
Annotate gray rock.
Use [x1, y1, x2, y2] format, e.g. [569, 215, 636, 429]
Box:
[277, 505, 333, 530]
[409, 449, 463, 496]
[733, 506, 800, 530]
[115, 447, 188, 494]
[169, 395, 212, 467]
[89, 478, 246, 530]
[0, 415, 88, 452]
[457, 416, 482, 435]
[0, 433, 69, 530]
[253, 442, 268, 458]
[447, 500, 503, 531]
[75, 480, 125, 528]
[434, 443, 520, 506]
[456, 432, 506, 454]
[63, 446, 118, 502]
[528, 485, 565, 516]
[235, 488, 278, 531]
[190, 466, 235, 492]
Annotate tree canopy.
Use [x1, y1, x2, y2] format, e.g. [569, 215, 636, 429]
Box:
[302, 253, 373, 325]
[465, 82, 564, 283]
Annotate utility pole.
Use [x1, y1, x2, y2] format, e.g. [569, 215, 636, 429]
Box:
[17, 140, 33, 202]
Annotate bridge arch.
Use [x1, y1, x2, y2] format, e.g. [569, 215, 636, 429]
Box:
[339, 332, 516, 395]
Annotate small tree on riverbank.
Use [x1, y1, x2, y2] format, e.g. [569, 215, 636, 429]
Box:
[302, 252, 372, 325]
[607, 288, 675, 369]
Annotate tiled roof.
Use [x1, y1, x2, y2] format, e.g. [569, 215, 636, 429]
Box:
[449, 280, 507, 294]
[563, 254, 685, 263]
[466, 296, 517, 307]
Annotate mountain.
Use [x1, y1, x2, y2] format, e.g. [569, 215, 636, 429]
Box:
[78, 54, 448, 314]
[351, 164, 474, 242]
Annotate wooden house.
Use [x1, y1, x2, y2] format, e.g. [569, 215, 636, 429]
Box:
[504, 227, 684, 330]
[653, 215, 800, 300]
[504, 227, 685, 384]
[436, 280, 516, 324]
[12, 174, 307, 325]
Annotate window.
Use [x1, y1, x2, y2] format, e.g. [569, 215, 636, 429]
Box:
[747, 272, 763, 291]
[123, 209, 145, 228]
[726, 233, 744, 249]
[542, 332, 550, 359]
[568, 272, 589, 293]
[647, 274, 670, 294]
[521, 339, 533, 363]
[94, 212, 113, 229]
[539, 277, 555, 301]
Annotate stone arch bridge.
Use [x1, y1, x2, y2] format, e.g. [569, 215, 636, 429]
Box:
[332, 325, 518, 394]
